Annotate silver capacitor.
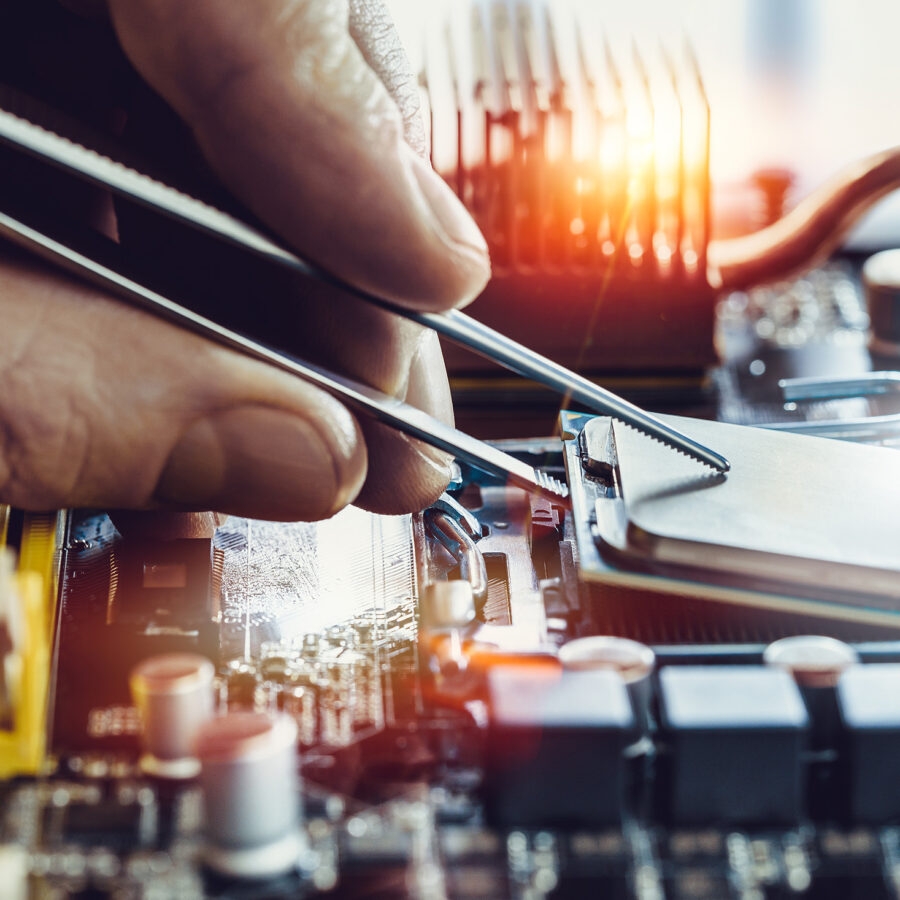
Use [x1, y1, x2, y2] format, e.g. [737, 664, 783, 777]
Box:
[420, 581, 477, 678]
[129, 653, 215, 779]
[763, 634, 859, 689]
[420, 581, 477, 631]
[559, 636, 655, 735]
[196, 711, 304, 878]
[764, 634, 859, 748]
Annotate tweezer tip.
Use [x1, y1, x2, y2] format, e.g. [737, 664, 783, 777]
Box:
[697, 454, 729, 474]
[705, 450, 730, 473]
[534, 469, 569, 499]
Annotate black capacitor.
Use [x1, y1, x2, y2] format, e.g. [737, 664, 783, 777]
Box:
[836, 664, 900, 823]
[483, 664, 635, 827]
[658, 666, 808, 825]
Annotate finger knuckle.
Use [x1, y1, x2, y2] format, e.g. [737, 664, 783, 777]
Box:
[181, 0, 353, 123]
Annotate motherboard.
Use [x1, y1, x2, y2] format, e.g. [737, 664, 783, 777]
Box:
[2, 260, 900, 899]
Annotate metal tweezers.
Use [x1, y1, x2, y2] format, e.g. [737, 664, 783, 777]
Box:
[0, 104, 729, 503]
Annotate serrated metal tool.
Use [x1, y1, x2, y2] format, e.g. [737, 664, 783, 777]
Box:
[0, 104, 729, 487]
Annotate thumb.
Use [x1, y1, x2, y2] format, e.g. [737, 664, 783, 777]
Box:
[106, 0, 490, 311]
[0, 253, 367, 521]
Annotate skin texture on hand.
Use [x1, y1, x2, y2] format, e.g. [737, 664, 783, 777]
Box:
[106, 0, 489, 310]
[0, 0, 491, 521]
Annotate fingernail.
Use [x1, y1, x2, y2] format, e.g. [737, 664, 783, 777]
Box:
[400, 333, 454, 494]
[155, 406, 360, 520]
[406, 148, 491, 272]
[404, 330, 454, 427]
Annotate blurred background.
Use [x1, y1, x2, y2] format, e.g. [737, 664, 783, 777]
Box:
[386, 0, 900, 246]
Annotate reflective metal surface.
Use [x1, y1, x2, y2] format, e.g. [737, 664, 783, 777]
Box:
[610, 416, 900, 602]
[0, 210, 568, 503]
[0, 103, 728, 475]
[565, 411, 900, 626]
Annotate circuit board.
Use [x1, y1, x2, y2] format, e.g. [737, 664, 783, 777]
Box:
[3, 262, 900, 899]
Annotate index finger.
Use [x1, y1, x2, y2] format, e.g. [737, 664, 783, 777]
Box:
[106, 0, 491, 311]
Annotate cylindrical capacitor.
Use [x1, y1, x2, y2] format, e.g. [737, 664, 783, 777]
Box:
[420, 581, 477, 678]
[196, 711, 304, 878]
[864, 249, 900, 355]
[764, 635, 858, 746]
[420, 581, 477, 631]
[559, 636, 655, 735]
[764, 634, 859, 821]
[129, 653, 215, 779]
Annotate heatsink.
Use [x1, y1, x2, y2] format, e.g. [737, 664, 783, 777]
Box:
[422, 0, 717, 375]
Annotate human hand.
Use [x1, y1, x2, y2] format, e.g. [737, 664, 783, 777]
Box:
[0, 0, 490, 521]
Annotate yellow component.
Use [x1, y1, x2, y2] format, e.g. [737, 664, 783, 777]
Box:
[0, 506, 63, 776]
[15, 510, 62, 639]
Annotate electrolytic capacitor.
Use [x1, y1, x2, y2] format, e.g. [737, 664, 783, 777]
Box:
[764, 634, 858, 746]
[129, 653, 215, 779]
[196, 711, 304, 878]
[763, 635, 858, 689]
[559, 636, 655, 735]
[420, 581, 477, 631]
[419, 581, 477, 679]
